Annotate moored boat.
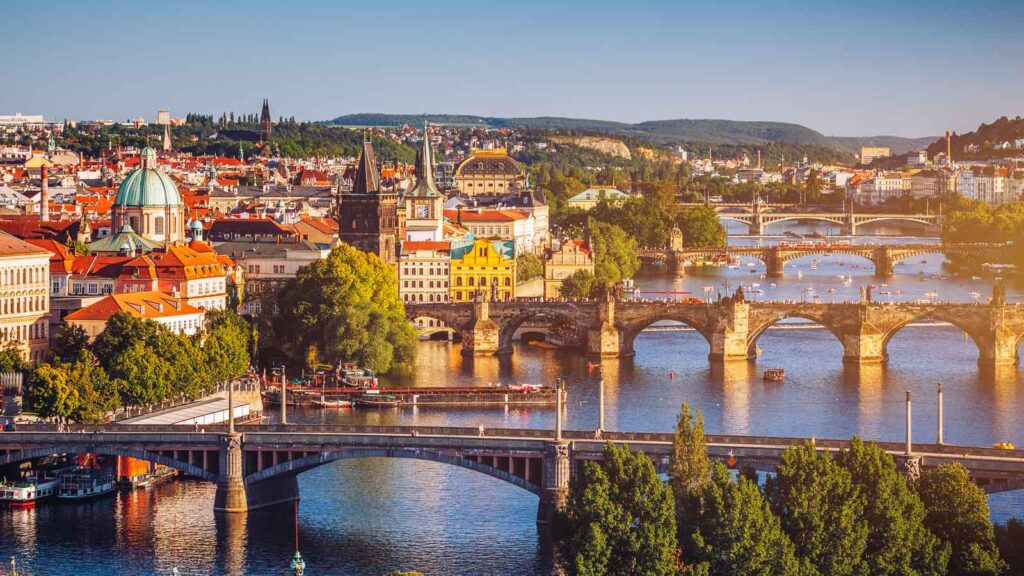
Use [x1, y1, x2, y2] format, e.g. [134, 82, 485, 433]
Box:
[0, 466, 75, 508]
[312, 397, 353, 409]
[57, 468, 116, 501]
[763, 368, 785, 382]
[353, 393, 400, 407]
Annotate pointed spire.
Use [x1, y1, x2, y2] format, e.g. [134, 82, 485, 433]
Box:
[407, 120, 441, 198]
[162, 124, 172, 152]
[352, 140, 380, 194]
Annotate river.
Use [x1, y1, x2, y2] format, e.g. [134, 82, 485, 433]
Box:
[2, 228, 1023, 575]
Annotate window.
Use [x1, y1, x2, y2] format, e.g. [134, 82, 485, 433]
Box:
[154, 217, 165, 235]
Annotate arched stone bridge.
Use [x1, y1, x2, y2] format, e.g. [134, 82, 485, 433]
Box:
[3, 425, 1024, 523]
[405, 299, 1024, 368]
[637, 243, 1008, 277]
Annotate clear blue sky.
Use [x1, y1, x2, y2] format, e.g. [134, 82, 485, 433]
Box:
[4, 0, 1022, 137]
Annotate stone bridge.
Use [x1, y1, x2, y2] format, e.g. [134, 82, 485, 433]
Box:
[637, 243, 1007, 277]
[404, 299, 1024, 368]
[678, 202, 941, 235]
[2, 424, 1023, 523]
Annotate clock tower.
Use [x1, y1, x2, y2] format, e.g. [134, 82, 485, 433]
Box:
[404, 121, 444, 242]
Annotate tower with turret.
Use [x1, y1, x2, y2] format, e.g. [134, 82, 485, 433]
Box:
[259, 98, 272, 140]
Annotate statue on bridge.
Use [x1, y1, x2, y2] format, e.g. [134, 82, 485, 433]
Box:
[993, 278, 1007, 306]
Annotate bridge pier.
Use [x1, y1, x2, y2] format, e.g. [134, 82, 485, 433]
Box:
[977, 328, 1019, 369]
[764, 248, 785, 277]
[840, 330, 887, 364]
[214, 433, 247, 514]
[709, 302, 755, 362]
[872, 247, 895, 277]
[537, 443, 570, 525]
[462, 300, 500, 356]
[667, 252, 687, 277]
[587, 300, 621, 357]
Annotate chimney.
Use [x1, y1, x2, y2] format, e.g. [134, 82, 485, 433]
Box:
[40, 165, 49, 222]
[946, 131, 952, 167]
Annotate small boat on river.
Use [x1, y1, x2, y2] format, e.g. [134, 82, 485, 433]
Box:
[763, 368, 785, 382]
[0, 466, 74, 508]
[312, 397, 353, 409]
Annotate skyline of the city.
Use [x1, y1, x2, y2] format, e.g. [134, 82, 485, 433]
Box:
[3, 0, 1022, 136]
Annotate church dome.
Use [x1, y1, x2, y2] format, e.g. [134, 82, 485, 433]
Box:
[114, 147, 182, 208]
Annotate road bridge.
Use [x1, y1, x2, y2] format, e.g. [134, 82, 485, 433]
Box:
[2, 424, 1023, 522]
[679, 202, 941, 235]
[404, 297, 1024, 368]
[637, 243, 1007, 277]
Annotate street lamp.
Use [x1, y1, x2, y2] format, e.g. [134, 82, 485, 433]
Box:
[801, 287, 814, 303]
[703, 285, 714, 303]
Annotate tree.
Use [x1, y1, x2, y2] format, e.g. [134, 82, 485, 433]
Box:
[108, 340, 173, 406]
[917, 463, 1007, 575]
[670, 402, 710, 563]
[675, 206, 727, 248]
[273, 243, 417, 373]
[563, 443, 677, 576]
[559, 269, 600, 299]
[588, 218, 640, 287]
[835, 437, 949, 575]
[995, 519, 1024, 576]
[92, 312, 159, 371]
[0, 344, 28, 374]
[63, 351, 119, 423]
[202, 309, 252, 384]
[766, 441, 869, 575]
[516, 253, 544, 282]
[51, 324, 90, 364]
[690, 463, 801, 576]
[28, 364, 78, 418]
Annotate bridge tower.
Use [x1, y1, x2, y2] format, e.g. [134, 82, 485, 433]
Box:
[462, 298, 500, 356]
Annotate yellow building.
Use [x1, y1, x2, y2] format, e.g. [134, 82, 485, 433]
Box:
[449, 239, 516, 302]
[543, 240, 594, 298]
[454, 149, 524, 196]
[860, 146, 891, 165]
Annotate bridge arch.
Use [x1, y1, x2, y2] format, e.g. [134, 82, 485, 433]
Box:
[777, 249, 879, 274]
[618, 314, 714, 357]
[243, 448, 541, 495]
[0, 444, 217, 482]
[881, 310, 991, 362]
[497, 310, 581, 353]
[853, 215, 937, 229]
[746, 312, 846, 358]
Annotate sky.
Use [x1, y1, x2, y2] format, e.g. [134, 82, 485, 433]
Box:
[3, 0, 1023, 137]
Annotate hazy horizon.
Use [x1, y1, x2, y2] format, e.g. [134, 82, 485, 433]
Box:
[2, 0, 1022, 137]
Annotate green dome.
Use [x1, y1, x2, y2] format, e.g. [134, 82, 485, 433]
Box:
[114, 147, 182, 208]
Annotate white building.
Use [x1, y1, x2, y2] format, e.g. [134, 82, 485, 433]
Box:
[0, 231, 51, 361]
[65, 291, 205, 341]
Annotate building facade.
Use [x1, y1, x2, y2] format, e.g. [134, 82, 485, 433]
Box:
[404, 124, 445, 242]
[454, 149, 524, 196]
[449, 239, 516, 302]
[65, 291, 205, 341]
[0, 231, 51, 361]
[543, 240, 594, 299]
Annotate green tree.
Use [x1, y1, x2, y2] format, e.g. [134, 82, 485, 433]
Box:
[766, 441, 869, 575]
[92, 312, 159, 371]
[675, 206, 727, 248]
[109, 340, 173, 406]
[669, 402, 710, 563]
[995, 519, 1024, 576]
[559, 269, 600, 299]
[51, 324, 90, 364]
[0, 344, 28, 374]
[690, 463, 801, 576]
[274, 243, 417, 373]
[588, 218, 640, 287]
[63, 351, 119, 423]
[28, 364, 78, 418]
[917, 463, 1007, 575]
[202, 309, 252, 384]
[835, 437, 949, 575]
[564, 443, 677, 576]
[516, 252, 544, 282]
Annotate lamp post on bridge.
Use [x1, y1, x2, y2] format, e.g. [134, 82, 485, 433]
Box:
[555, 377, 564, 442]
[597, 379, 605, 436]
[937, 382, 944, 446]
[227, 379, 234, 434]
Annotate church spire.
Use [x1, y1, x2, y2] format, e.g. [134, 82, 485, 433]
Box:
[352, 140, 380, 194]
[162, 124, 172, 152]
[259, 98, 272, 139]
[407, 120, 441, 198]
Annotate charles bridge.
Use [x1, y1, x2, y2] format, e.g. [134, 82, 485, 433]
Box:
[3, 423, 1024, 522]
[636, 242, 1007, 277]
[404, 296, 1024, 368]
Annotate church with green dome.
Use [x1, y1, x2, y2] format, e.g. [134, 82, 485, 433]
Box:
[111, 147, 185, 244]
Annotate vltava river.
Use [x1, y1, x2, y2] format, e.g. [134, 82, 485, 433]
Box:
[3, 234, 1023, 575]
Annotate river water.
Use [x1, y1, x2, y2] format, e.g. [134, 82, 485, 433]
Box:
[3, 227, 1024, 575]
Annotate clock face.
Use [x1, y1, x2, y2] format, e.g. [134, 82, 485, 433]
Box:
[415, 205, 429, 218]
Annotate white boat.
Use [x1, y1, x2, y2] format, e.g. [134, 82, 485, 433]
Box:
[0, 466, 74, 508]
[57, 468, 116, 501]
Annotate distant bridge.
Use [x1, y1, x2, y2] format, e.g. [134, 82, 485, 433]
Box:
[405, 298, 1024, 368]
[636, 243, 1007, 277]
[678, 202, 941, 235]
[3, 424, 1023, 522]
